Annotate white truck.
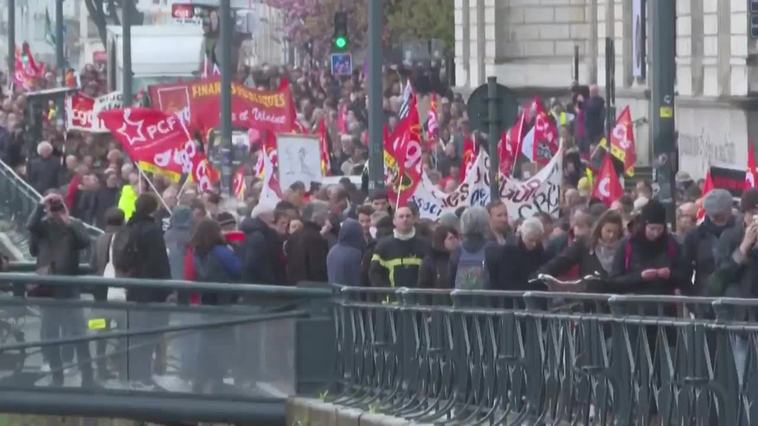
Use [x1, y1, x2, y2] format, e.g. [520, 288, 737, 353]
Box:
[106, 25, 205, 94]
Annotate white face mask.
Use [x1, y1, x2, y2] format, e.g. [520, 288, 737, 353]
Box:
[369, 226, 377, 239]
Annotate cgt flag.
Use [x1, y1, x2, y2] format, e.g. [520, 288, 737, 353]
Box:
[99, 108, 219, 190]
[384, 92, 423, 207]
[592, 153, 623, 207]
[747, 140, 758, 190]
[600, 105, 636, 176]
[499, 112, 525, 176]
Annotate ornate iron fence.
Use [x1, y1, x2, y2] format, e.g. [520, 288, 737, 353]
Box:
[331, 286, 758, 425]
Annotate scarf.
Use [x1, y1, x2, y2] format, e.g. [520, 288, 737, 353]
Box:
[394, 228, 416, 241]
[595, 240, 620, 274]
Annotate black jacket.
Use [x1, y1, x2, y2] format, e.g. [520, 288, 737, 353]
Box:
[486, 238, 547, 291]
[27, 204, 90, 298]
[240, 217, 286, 285]
[609, 234, 686, 295]
[28, 155, 62, 194]
[94, 187, 120, 229]
[286, 221, 329, 284]
[539, 238, 615, 292]
[681, 217, 735, 296]
[368, 234, 430, 287]
[713, 223, 758, 298]
[126, 211, 171, 303]
[418, 249, 452, 289]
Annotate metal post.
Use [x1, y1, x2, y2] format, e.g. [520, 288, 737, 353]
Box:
[487, 77, 499, 200]
[605, 37, 616, 144]
[55, 0, 64, 86]
[573, 45, 580, 82]
[219, 0, 233, 195]
[588, 0, 598, 83]
[122, 0, 132, 104]
[650, 0, 676, 223]
[367, 0, 384, 190]
[7, 0, 14, 82]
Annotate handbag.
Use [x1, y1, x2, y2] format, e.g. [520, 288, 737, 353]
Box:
[104, 234, 127, 301]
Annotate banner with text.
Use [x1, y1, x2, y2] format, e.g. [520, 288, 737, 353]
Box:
[410, 148, 562, 222]
[147, 77, 296, 135]
[65, 91, 123, 133]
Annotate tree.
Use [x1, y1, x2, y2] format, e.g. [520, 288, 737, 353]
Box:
[385, 0, 453, 50]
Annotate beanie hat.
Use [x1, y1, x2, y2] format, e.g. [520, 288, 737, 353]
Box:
[741, 188, 758, 213]
[703, 189, 733, 217]
[640, 199, 667, 225]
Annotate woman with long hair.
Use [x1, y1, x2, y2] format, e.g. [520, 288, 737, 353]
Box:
[190, 219, 241, 393]
[418, 224, 460, 289]
[539, 210, 624, 292]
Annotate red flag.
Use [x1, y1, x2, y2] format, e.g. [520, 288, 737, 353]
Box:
[696, 170, 715, 224]
[318, 118, 331, 176]
[425, 94, 439, 145]
[99, 108, 219, 189]
[608, 106, 636, 176]
[499, 112, 525, 176]
[747, 140, 757, 190]
[279, 77, 307, 133]
[336, 103, 348, 134]
[383, 94, 422, 207]
[532, 109, 559, 166]
[460, 137, 476, 180]
[232, 164, 246, 201]
[592, 154, 623, 207]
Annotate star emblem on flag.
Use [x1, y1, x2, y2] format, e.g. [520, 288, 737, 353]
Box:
[117, 109, 147, 146]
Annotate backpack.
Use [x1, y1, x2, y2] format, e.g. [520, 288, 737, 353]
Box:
[111, 225, 139, 273]
[454, 245, 489, 290]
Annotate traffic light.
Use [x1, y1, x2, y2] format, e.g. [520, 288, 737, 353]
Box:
[333, 12, 348, 51]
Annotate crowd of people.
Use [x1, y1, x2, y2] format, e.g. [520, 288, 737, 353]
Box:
[5, 57, 752, 390]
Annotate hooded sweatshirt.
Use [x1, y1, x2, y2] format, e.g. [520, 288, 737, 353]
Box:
[327, 219, 365, 286]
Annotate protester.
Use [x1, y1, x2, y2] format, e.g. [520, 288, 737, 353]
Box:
[286, 201, 330, 284]
[418, 225, 459, 289]
[486, 217, 547, 291]
[327, 218, 365, 286]
[164, 206, 194, 281]
[27, 192, 93, 387]
[361, 214, 393, 286]
[240, 204, 286, 285]
[609, 200, 685, 295]
[713, 189, 758, 298]
[487, 201, 511, 245]
[190, 219, 241, 392]
[27, 141, 61, 194]
[369, 206, 430, 287]
[681, 189, 734, 296]
[540, 210, 624, 288]
[450, 207, 490, 289]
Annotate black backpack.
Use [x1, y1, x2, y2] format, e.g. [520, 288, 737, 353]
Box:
[112, 225, 139, 273]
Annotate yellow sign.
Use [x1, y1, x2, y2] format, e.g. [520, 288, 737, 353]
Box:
[659, 106, 673, 118]
[88, 318, 107, 330]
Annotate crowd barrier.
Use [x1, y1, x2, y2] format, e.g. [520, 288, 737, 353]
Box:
[331, 285, 758, 425]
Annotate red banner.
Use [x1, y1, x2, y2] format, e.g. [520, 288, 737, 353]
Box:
[66, 93, 96, 131]
[99, 108, 219, 189]
[147, 77, 297, 135]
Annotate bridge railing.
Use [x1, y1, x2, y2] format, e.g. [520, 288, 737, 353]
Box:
[0, 273, 333, 424]
[331, 285, 758, 425]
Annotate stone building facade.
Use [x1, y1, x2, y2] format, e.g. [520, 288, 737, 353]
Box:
[455, 0, 758, 178]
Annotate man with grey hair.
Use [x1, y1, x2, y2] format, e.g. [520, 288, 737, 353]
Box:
[486, 216, 547, 291]
[286, 200, 330, 284]
[450, 207, 491, 289]
[28, 141, 61, 194]
[240, 203, 286, 284]
[682, 189, 735, 296]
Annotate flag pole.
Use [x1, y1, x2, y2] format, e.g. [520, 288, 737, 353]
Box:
[137, 166, 171, 212]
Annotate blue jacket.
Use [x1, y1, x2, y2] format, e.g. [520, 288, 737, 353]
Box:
[194, 245, 241, 305]
[327, 219, 365, 286]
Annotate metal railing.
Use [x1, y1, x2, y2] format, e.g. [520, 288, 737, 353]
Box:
[0, 273, 333, 424]
[0, 158, 103, 260]
[331, 286, 758, 425]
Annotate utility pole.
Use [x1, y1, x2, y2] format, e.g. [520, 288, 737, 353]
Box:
[55, 0, 64, 86]
[219, 0, 233, 195]
[122, 0, 132, 104]
[650, 0, 676, 223]
[605, 37, 616, 144]
[487, 77, 499, 200]
[367, 0, 384, 190]
[7, 0, 13, 82]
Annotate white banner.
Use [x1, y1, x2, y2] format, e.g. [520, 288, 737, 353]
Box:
[410, 148, 562, 222]
[65, 91, 122, 133]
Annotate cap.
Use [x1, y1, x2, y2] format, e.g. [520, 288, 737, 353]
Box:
[703, 189, 733, 217]
[675, 171, 693, 184]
